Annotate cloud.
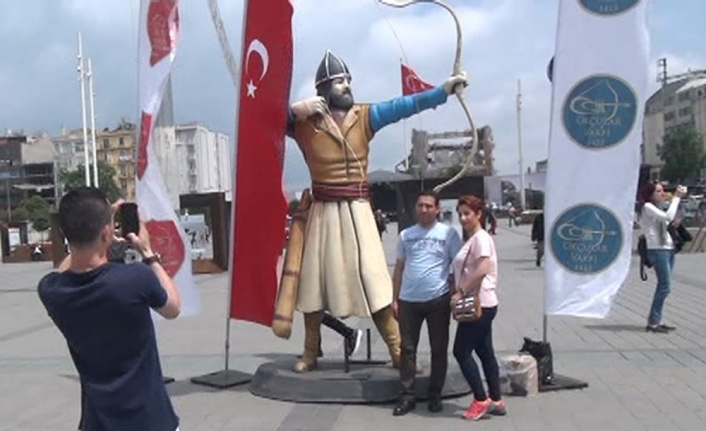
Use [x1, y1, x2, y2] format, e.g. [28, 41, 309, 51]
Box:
[0, 0, 703, 192]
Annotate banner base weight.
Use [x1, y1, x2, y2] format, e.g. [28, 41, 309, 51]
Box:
[190, 370, 252, 389]
[539, 373, 588, 392]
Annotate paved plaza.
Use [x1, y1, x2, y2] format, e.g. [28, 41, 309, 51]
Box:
[2, 222, 706, 430]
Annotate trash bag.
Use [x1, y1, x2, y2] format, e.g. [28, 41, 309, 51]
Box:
[519, 337, 554, 386]
[499, 354, 538, 396]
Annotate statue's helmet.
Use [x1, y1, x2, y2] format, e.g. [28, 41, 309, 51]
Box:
[315, 50, 352, 89]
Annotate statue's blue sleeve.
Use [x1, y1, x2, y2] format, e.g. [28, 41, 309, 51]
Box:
[369, 86, 448, 134]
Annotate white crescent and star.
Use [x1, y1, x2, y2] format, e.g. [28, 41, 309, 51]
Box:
[405, 74, 421, 92]
[245, 39, 269, 98]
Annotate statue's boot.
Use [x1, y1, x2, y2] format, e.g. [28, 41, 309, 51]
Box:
[294, 311, 324, 373]
[372, 306, 401, 368]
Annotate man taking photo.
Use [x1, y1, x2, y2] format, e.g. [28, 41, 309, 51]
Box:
[38, 187, 181, 431]
[392, 190, 462, 416]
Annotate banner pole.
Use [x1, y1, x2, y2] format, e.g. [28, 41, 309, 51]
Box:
[543, 314, 548, 343]
[191, 0, 250, 389]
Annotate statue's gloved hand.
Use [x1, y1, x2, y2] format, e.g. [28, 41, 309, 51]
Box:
[291, 96, 327, 120]
[443, 71, 468, 95]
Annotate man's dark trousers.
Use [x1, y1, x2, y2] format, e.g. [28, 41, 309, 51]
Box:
[399, 292, 451, 400]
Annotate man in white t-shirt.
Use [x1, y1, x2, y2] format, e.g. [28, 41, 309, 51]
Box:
[391, 191, 462, 416]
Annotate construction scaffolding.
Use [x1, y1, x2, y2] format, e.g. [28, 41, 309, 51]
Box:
[397, 126, 495, 178]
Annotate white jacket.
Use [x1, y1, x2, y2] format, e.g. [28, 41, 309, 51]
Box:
[638, 198, 680, 250]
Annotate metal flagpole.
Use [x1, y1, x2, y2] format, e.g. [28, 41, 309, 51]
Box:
[191, 0, 251, 389]
[87, 59, 99, 187]
[516, 79, 526, 210]
[77, 32, 90, 187]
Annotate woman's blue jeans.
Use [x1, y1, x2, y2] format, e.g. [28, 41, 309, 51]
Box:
[646, 249, 675, 326]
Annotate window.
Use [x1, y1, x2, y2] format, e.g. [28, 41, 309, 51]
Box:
[678, 92, 690, 102]
[103, 139, 110, 149]
[120, 179, 127, 189]
[664, 112, 676, 121]
[679, 107, 691, 117]
[665, 96, 674, 106]
[120, 165, 127, 177]
[119, 137, 125, 146]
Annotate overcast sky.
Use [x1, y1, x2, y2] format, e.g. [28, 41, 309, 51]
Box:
[1, 0, 704, 192]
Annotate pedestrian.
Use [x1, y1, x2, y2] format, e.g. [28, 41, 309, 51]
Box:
[451, 195, 506, 420]
[531, 212, 544, 267]
[637, 182, 685, 333]
[391, 190, 462, 416]
[37, 187, 182, 431]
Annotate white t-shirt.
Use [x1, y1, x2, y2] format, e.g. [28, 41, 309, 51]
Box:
[452, 229, 498, 307]
[638, 198, 680, 250]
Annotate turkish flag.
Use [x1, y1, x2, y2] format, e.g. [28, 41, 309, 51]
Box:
[229, 0, 293, 326]
[401, 63, 434, 96]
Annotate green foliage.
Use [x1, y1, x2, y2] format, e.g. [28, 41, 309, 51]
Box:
[60, 160, 122, 202]
[10, 207, 28, 222]
[18, 195, 51, 232]
[658, 126, 706, 184]
[288, 199, 300, 214]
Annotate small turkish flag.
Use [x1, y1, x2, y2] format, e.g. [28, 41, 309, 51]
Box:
[401, 63, 434, 96]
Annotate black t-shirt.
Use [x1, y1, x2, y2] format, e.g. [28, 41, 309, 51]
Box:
[37, 262, 178, 431]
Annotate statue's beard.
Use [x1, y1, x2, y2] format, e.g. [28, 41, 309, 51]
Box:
[328, 90, 354, 111]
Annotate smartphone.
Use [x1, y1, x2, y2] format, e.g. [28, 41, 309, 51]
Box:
[119, 203, 140, 238]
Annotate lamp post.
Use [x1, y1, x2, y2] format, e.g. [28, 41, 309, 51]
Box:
[0, 159, 12, 222]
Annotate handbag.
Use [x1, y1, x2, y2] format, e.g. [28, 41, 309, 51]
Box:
[452, 244, 483, 323]
[668, 223, 692, 253]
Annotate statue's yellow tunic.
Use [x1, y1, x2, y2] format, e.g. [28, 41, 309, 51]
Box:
[292, 104, 391, 318]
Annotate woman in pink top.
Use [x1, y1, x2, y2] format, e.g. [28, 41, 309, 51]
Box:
[451, 195, 505, 421]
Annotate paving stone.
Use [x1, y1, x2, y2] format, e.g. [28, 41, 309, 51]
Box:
[3, 223, 706, 430]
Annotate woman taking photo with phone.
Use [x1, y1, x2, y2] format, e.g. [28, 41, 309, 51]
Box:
[451, 195, 505, 421]
[637, 182, 686, 333]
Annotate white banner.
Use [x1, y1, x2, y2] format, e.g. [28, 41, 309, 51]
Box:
[136, 0, 200, 316]
[545, 0, 649, 317]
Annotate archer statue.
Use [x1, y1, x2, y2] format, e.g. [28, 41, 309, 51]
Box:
[273, 50, 467, 373]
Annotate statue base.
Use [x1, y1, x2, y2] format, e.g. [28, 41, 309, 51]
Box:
[250, 358, 471, 404]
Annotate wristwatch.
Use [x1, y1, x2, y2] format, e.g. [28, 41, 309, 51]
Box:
[142, 253, 162, 266]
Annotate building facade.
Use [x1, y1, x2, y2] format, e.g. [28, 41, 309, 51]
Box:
[643, 73, 706, 181]
[175, 123, 231, 198]
[96, 122, 137, 201]
[1, 133, 56, 214]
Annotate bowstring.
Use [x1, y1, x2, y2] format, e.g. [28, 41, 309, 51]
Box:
[370, 0, 426, 181]
[370, 0, 410, 64]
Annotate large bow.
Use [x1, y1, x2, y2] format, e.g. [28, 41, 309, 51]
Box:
[378, 0, 479, 193]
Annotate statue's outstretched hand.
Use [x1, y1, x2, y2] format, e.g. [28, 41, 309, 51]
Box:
[443, 71, 468, 95]
[291, 96, 327, 120]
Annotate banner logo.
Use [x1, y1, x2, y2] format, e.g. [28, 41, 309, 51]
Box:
[563, 75, 636, 149]
[580, 0, 639, 16]
[145, 219, 185, 277]
[550, 204, 623, 274]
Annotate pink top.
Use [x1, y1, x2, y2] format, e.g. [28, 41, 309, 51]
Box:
[452, 229, 498, 307]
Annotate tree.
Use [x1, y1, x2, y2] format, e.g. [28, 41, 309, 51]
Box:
[288, 199, 300, 214]
[658, 126, 706, 184]
[60, 161, 122, 202]
[18, 196, 51, 238]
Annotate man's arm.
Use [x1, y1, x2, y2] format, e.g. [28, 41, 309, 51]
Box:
[128, 219, 181, 319]
[369, 87, 448, 134]
[143, 253, 181, 319]
[392, 258, 405, 302]
[369, 72, 467, 134]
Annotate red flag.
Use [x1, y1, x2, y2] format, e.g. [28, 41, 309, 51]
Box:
[401, 62, 434, 95]
[229, 0, 293, 326]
